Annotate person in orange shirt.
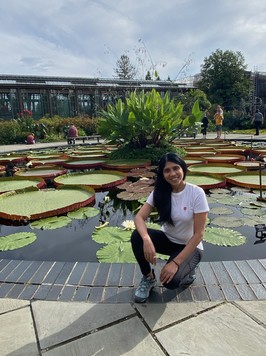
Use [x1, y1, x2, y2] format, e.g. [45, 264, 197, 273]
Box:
[214, 105, 223, 139]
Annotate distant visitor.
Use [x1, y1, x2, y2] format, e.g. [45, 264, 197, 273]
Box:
[67, 123, 78, 144]
[26, 133, 35, 144]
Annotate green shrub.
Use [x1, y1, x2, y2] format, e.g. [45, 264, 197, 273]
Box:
[107, 142, 186, 165]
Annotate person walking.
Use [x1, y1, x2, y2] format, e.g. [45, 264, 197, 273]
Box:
[214, 105, 223, 139]
[251, 109, 264, 135]
[201, 112, 209, 139]
[131, 153, 209, 303]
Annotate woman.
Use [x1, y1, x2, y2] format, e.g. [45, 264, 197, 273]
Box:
[131, 153, 209, 303]
[214, 105, 224, 139]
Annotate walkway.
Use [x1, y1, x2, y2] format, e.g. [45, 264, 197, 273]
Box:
[0, 136, 266, 355]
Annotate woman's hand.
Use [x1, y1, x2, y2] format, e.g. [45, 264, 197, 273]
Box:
[160, 261, 178, 284]
[143, 239, 157, 265]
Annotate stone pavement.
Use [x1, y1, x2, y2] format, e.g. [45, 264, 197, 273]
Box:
[1, 298, 266, 355]
[0, 135, 266, 355]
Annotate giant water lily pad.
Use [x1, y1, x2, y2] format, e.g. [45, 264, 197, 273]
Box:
[0, 185, 95, 220]
[0, 176, 46, 193]
[0, 155, 27, 164]
[204, 227, 246, 246]
[201, 154, 245, 163]
[226, 172, 266, 189]
[31, 158, 69, 167]
[101, 159, 151, 171]
[15, 166, 68, 179]
[62, 159, 106, 169]
[0, 232, 37, 251]
[54, 170, 127, 190]
[186, 174, 226, 189]
[188, 163, 245, 176]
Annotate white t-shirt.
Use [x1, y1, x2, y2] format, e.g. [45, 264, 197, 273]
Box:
[146, 182, 209, 250]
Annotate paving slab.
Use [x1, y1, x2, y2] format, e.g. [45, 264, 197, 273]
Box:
[31, 300, 136, 350]
[0, 306, 38, 356]
[155, 302, 266, 356]
[44, 316, 165, 356]
[0, 298, 29, 314]
[135, 301, 222, 331]
[235, 300, 266, 325]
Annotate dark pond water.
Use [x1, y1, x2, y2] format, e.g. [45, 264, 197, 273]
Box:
[0, 187, 265, 263]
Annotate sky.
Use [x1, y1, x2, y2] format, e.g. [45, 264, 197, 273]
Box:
[1, 0, 266, 81]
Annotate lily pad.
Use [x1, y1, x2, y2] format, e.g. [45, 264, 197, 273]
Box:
[67, 207, 100, 219]
[0, 186, 95, 220]
[186, 174, 226, 189]
[0, 176, 46, 193]
[0, 232, 37, 251]
[30, 216, 72, 230]
[211, 216, 243, 228]
[209, 207, 234, 215]
[204, 227, 246, 246]
[92, 226, 131, 244]
[96, 242, 136, 263]
[54, 170, 127, 190]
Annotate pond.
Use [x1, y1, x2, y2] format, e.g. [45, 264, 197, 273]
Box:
[0, 186, 265, 263]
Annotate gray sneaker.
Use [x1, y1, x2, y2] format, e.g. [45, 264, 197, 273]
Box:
[134, 273, 157, 303]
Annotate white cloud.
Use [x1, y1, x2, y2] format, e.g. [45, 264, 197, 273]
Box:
[0, 0, 266, 79]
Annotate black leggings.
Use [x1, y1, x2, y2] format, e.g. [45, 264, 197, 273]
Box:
[131, 228, 203, 290]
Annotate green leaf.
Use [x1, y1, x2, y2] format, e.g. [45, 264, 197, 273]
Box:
[67, 207, 99, 219]
[96, 242, 136, 262]
[204, 227, 246, 246]
[0, 232, 37, 251]
[92, 226, 131, 244]
[30, 216, 72, 230]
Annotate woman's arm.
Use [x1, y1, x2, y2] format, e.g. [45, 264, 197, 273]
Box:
[134, 202, 157, 265]
[173, 211, 208, 266]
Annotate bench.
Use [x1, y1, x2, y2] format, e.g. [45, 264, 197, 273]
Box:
[67, 135, 102, 144]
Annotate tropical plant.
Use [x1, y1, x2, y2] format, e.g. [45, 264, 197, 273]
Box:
[98, 89, 202, 148]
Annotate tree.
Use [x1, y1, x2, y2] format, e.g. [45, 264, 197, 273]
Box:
[197, 49, 251, 111]
[145, 71, 152, 80]
[114, 55, 136, 79]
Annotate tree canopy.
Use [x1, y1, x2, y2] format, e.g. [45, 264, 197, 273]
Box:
[114, 55, 136, 79]
[197, 49, 251, 111]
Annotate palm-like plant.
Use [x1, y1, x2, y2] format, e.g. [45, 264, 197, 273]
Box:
[98, 89, 202, 148]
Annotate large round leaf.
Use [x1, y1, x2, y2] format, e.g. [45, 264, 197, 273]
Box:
[0, 232, 37, 251]
[0, 185, 95, 220]
[226, 172, 266, 189]
[92, 226, 131, 244]
[0, 176, 46, 193]
[186, 174, 226, 189]
[67, 207, 100, 219]
[15, 166, 67, 179]
[54, 170, 127, 190]
[204, 227, 246, 246]
[30, 216, 72, 230]
[96, 242, 136, 263]
[188, 163, 245, 176]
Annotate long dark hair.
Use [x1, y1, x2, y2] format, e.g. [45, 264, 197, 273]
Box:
[153, 153, 187, 225]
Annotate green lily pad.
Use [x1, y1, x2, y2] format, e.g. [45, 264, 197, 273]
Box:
[30, 216, 72, 230]
[67, 207, 100, 219]
[204, 227, 246, 246]
[210, 207, 234, 215]
[92, 226, 131, 244]
[211, 216, 243, 228]
[96, 242, 136, 262]
[0, 232, 37, 251]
